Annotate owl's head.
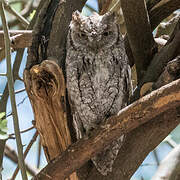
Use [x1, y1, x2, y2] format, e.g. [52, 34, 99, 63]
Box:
[69, 11, 119, 51]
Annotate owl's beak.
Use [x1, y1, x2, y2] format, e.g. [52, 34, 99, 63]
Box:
[88, 35, 102, 42]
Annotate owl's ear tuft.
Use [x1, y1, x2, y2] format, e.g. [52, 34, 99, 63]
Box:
[102, 12, 117, 24]
[72, 11, 84, 25]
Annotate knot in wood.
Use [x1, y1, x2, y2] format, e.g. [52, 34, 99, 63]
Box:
[31, 67, 57, 99]
[27, 60, 65, 99]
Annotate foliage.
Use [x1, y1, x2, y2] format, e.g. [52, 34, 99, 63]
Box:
[0, 112, 8, 140]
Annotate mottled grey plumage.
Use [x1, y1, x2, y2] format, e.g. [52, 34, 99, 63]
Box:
[66, 11, 131, 176]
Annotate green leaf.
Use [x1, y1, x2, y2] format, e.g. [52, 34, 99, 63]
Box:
[30, 10, 36, 19]
[0, 113, 8, 140]
[0, 129, 6, 135]
[0, 113, 5, 120]
[0, 119, 7, 130]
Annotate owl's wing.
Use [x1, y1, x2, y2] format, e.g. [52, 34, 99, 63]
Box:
[66, 44, 86, 140]
[125, 65, 133, 102]
[67, 74, 85, 140]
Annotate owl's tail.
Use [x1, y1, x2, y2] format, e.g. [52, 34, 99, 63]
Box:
[91, 135, 124, 176]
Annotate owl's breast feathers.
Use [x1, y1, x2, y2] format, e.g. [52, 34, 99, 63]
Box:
[66, 47, 130, 133]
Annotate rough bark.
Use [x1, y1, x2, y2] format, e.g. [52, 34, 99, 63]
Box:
[87, 108, 180, 180]
[24, 60, 71, 160]
[24, 60, 77, 180]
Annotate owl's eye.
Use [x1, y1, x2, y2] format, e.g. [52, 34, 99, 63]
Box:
[78, 32, 86, 38]
[103, 31, 112, 36]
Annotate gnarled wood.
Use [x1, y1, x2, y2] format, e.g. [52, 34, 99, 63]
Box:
[24, 60, 77, 180]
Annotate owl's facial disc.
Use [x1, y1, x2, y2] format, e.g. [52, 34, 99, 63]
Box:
[70, 12, 119, 51]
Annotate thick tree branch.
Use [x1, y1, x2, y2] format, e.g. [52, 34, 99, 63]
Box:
[46, 0, 85, 70]
[121, 0, 156, 81]
[151, 145, 180, 180]
[156, 12, 180, 38]
[24, 60, 71, 160]
[33, 78, 180, 180]
[86, 109, 179, 180]
[154, 56, 180, 89]
[146, 0, 161, 10]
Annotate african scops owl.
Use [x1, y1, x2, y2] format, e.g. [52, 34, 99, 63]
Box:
[66, 11, 131, 176]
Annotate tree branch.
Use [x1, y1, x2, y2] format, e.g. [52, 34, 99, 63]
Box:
[132, 18, 180, 101]
[46, 0, 85, 69]
[11, 131, 38, 180]
[0, 140, 6, 179]
[0, 2, 27, 179]
[155, 12, 180, 38]
[99, 0, 113, 15]
[85, 55, 180, 180]
[146, 0, 162, 10]
[33, 78, 180, 180]
[86, 108, 179, 180]
[0, 0, 36, 30]
[125, 0, 180, 68]
[149, 0, 180, 30]
[5, 141, 38, 177]
[121, 0, 156, 81]
[4, 0, 29, 27]
[0, 30, 32, 48]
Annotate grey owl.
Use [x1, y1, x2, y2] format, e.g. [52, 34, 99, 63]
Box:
[66, 11, 131, 176]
